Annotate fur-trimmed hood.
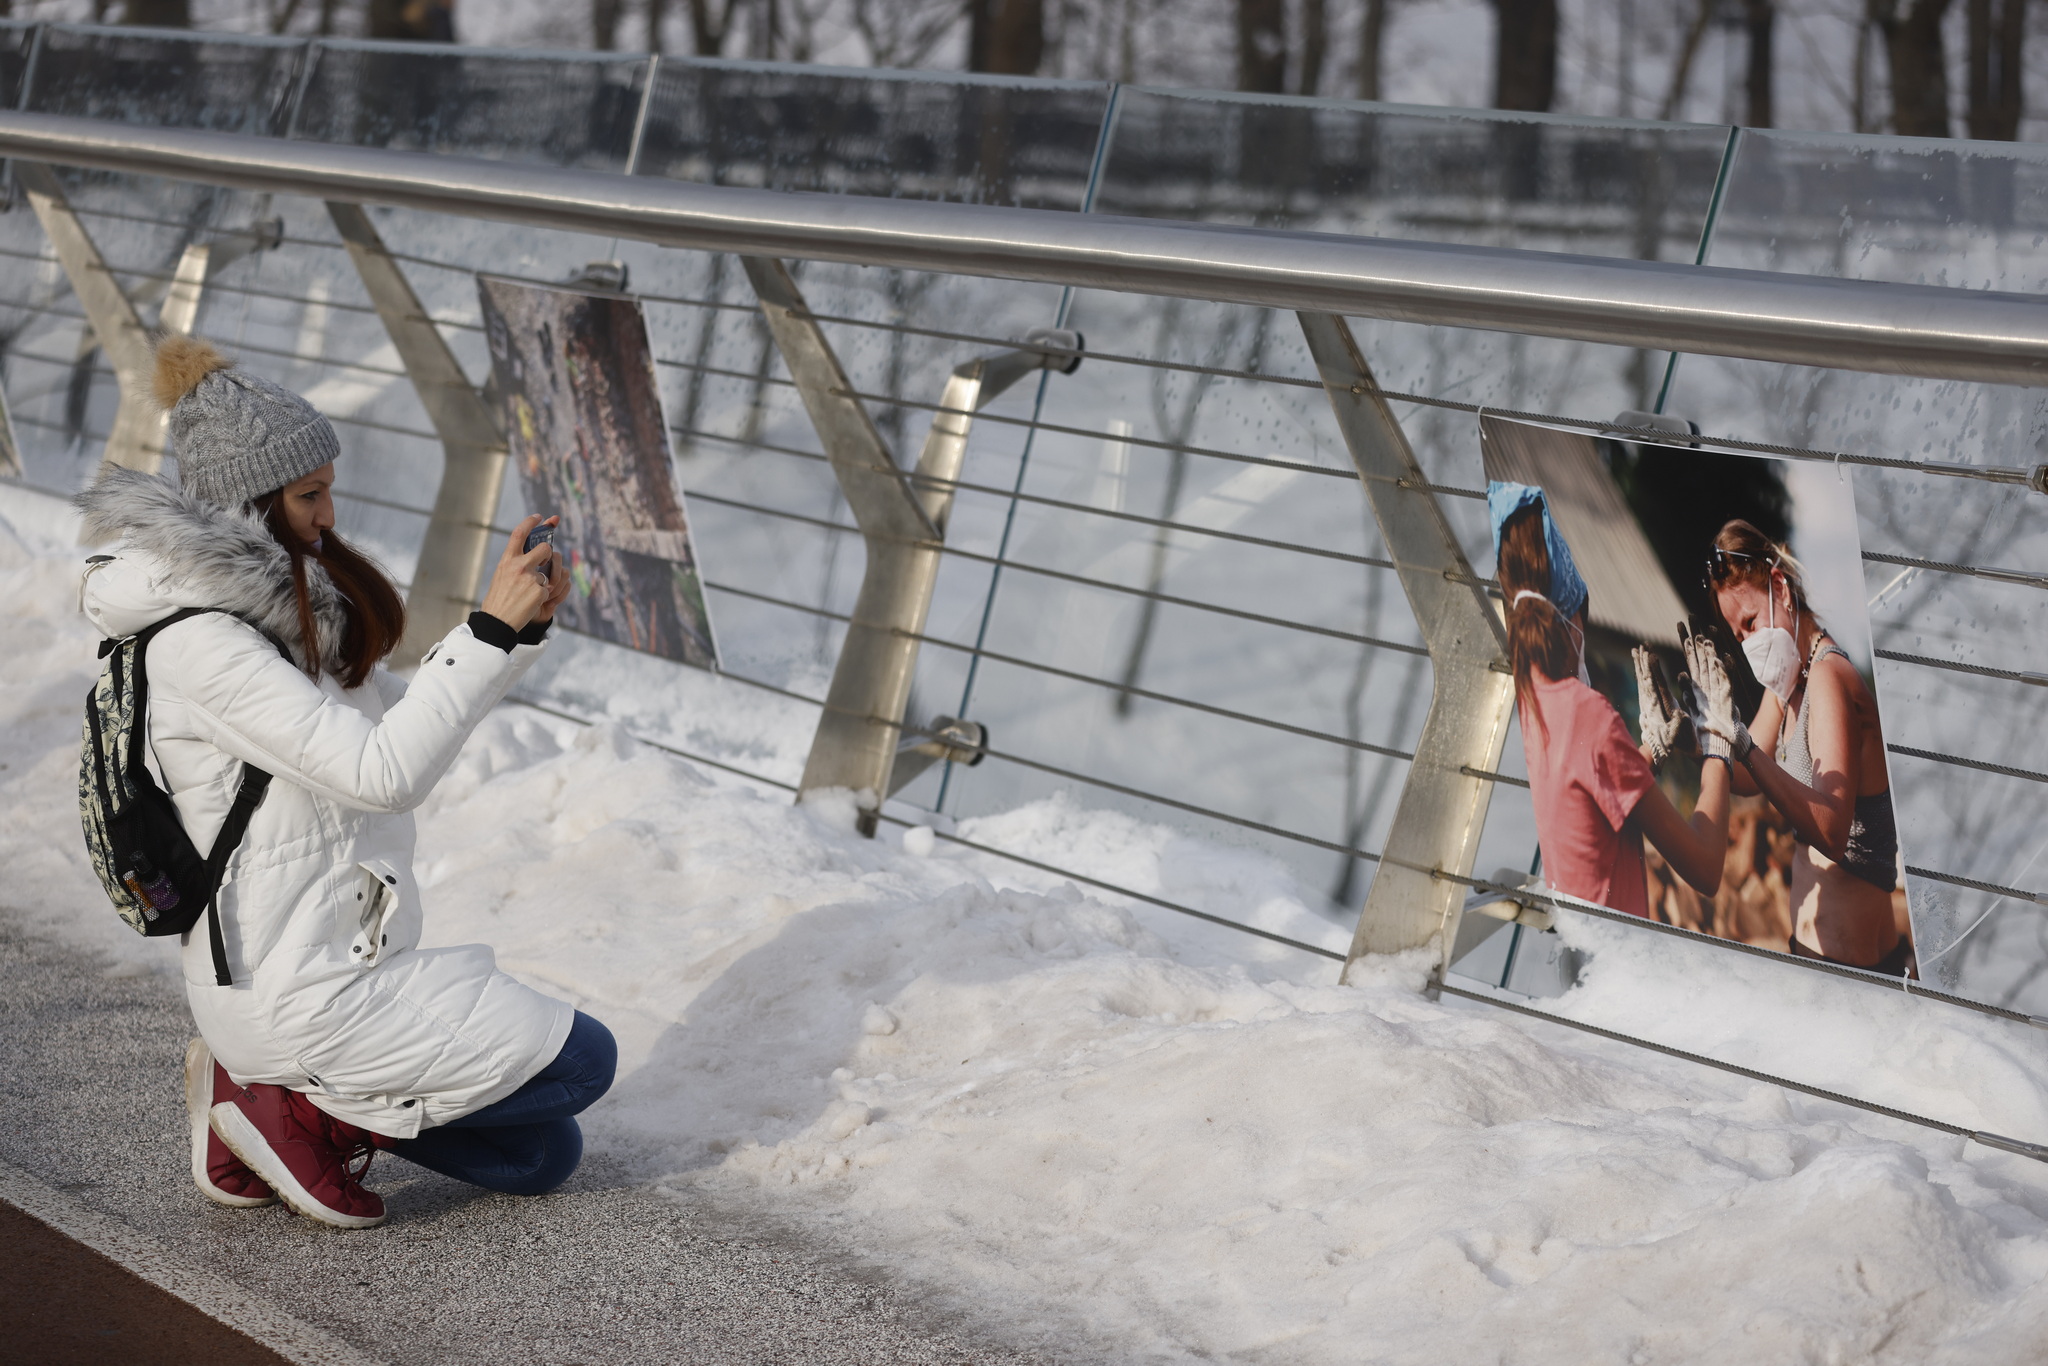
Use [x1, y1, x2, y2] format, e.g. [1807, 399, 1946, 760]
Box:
[76, 465, 346, 674]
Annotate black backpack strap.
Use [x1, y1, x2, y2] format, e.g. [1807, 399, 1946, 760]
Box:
[125, 607, 291, 987]
[202, 764, 274, 987]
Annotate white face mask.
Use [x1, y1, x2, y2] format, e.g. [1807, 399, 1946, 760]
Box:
[1740, 579, 1799, 702]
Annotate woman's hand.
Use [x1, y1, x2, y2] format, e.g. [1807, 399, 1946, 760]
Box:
[533, 539, 571, 623]
[1682, 623, 1752, 765]
[1633, 644, 1684, 771]
[477, 516, 558, 631]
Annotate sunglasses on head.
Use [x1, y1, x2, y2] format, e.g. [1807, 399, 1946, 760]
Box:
[1704, 546, 1776, 586]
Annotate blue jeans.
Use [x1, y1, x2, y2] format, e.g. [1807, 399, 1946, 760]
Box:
[390, 1011, 616, 1196]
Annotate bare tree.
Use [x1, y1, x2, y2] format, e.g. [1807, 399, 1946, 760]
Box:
[852, 0, 961, 68]
[969, 0, 1045, 74]
[1237, 0, 1285, 92]
[749, 0, 780, 57]
[1657, 0, 1715, 121]
[1356, 0, 1388, 101]
[124, 0, 192, 22]
[1491, 0, 1557, 111]
[646, 0, 670, 51]
[1966, 0, 2027, 140]
[1297, 0, 1327, 95]
[593, 0, 624, 49]
[689, 0, 743, 55]
[1742, 0, 1774, 126]
[1870, 0, 1956, 137]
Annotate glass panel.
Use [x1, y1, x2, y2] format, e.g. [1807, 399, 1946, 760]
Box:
[633, 62, 1112, 209]
[292, 41, 648, 170]
[1662, 129, 2048, 1009]
[0, 21, 36, 110]
[24, 25, 303, 134]
[1094, 88, 1733, 255]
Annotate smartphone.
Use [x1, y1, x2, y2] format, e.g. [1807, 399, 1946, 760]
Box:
[524, 522, 556, 580]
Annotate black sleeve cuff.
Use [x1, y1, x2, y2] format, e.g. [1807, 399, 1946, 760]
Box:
[467, 610, 519, 652]
[516, 618, 551, 646]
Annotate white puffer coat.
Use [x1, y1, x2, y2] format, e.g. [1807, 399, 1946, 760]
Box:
[77, 468, 572, 1139]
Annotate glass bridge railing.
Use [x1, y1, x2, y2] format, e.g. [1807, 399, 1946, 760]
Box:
[2, 19, 2046, 1016]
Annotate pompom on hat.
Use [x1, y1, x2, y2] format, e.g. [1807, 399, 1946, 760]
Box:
[152, 336, 339, 510]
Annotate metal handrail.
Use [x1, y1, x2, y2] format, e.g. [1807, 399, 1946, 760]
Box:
[5, 111, 2048, 388]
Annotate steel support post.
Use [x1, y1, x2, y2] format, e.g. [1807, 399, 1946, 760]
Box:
[741, 255, 1077, 832]
[327, 202, 507, 667]
[1297, 312, 1517, 983]
[14, 161, 162, 473]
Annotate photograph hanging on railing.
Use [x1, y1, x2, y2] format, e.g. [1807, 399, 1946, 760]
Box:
[478, 275, 719, 671]
[1481, 415, 1915, 978]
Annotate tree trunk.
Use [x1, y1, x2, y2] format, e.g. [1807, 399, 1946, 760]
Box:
[1298, 0, 1328, 96]
[1966, 0, 2027, 140]
[1237, 0, 1286, 93]
[975, 0, 1045, 74]
[1356, 0, 1387, 101]
[1742, 0, 1774, 127]
[124, 0, 191, 23]
[689, 0, 738, 55]
[1492, 0, 1558, 111]
[318, 0, 339, 35]
[751, 0, 780, 58]
[1871, 0, 1956, 137]
[646, 0, 670, 52]
[1657, 0, 1715, 121]
[593, 0, 623, 50]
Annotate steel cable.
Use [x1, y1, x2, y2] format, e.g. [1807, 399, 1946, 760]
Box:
[1435, 981, 2048, 1161]
[692, 570, 1418, 762]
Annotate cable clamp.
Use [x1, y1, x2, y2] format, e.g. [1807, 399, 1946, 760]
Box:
[1971, 1131, 2048, 1163]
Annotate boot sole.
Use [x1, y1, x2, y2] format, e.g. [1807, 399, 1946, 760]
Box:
[183, 1038, 275, 1210]
[208, 1101, 386, 1230]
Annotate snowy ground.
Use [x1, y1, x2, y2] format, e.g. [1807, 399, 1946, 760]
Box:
[8, 484, 2048, 1361]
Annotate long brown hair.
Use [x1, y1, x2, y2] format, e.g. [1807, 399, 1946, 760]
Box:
[1497, 505, 1581, 739]
[253, 494, 406, 690]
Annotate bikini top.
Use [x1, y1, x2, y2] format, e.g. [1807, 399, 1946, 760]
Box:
[1777, 639, 1899, 892]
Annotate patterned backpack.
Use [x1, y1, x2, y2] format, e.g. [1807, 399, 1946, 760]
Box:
[79, 606, 285, 986]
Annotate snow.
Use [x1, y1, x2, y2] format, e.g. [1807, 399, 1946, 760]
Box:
[8, 480, 2048, 1360]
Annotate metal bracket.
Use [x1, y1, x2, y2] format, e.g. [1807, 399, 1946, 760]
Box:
[15, 160, 162, 474]
[328, 201, 508, 667]
[742, 254, 1079, 833]
[1297, 312, 1517, 983]
[890, 715, 988, 796]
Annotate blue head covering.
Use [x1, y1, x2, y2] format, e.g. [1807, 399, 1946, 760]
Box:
[1487, 481, 1588, 622]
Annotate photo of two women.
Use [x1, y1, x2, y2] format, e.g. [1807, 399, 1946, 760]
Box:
[1481, 416, 1915, 979]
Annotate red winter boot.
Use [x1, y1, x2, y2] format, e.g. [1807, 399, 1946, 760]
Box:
[209, 1081, 387, 1230]
[183, 1038, 275, 1209]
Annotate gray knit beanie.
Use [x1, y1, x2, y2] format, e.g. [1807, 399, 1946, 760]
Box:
[153, 336, 340, 510]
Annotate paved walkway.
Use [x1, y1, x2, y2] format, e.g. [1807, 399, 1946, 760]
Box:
[0, 905, 1054, 1365]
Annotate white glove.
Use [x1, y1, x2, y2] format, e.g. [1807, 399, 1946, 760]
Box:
[1633, 644, 1683, 771]
[1682, 622, 1752, 765]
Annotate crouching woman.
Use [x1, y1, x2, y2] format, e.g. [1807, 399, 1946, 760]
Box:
[78, 338, 614, 1229]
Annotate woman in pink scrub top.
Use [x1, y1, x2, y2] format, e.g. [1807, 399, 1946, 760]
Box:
[1492, 485, 1735, 916]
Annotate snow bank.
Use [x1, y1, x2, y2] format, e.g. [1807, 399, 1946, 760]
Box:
[7, 488, 2048, 1362]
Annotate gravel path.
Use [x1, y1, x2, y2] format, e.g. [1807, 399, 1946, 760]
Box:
[0, 903, 1058, 1366]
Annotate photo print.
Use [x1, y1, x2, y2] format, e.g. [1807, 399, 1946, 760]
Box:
[478, 275, 719, 671]
[1481, 415, 1914, 977]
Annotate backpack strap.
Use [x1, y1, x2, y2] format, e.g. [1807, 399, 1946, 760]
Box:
[202, 765, 274, 987]
[127, 607, 292, 987]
